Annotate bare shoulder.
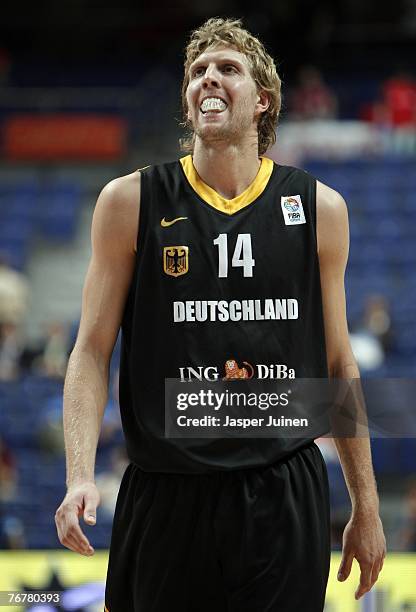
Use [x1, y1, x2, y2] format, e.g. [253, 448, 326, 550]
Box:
[316, 180, 348, 222]
[316, 180, 349, 261]
[100, 170, 141, 208]
[93, 171, 141, 254]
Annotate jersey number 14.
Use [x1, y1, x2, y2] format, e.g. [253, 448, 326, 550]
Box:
[213, 233, 255, 278]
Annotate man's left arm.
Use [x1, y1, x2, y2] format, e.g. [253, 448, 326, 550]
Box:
[316, 180, 386, 601]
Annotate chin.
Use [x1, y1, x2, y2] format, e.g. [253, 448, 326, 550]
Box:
[196, 124, 232, 142]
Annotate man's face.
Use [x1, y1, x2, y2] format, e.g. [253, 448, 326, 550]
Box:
[186, 45, 267, 147]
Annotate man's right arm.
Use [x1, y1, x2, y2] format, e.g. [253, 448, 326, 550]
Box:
[55, 171, 140, 556]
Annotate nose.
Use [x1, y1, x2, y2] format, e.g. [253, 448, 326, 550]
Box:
[202, 64, 220, 89]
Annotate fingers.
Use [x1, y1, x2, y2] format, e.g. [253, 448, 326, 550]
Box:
[55, 505, 95, 556]
[371, 562, 381, 585]
[380, 549, 386, 571]
[83, 488, 100, 525]
[62, 532, 94, 556]
[338, 550, 354, 582]
[355, 545, 386, 599]
[55, 483, 100, 555]
[355, 560, 374, 600]
[371, 550, 386, 586]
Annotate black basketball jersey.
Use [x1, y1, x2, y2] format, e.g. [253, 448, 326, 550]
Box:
[118, 155, 329, 473]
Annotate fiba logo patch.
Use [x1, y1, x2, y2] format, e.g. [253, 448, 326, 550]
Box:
[283, 198, 299, 212]
[281, 195, 306, 225]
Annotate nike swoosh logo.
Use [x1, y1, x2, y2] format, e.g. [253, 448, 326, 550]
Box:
[161, 216, 188, 227]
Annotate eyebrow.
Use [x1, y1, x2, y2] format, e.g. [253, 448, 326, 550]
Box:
[189, 57, 245, 71]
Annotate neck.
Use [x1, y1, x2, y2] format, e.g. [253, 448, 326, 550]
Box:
[192, 139, 261, 200]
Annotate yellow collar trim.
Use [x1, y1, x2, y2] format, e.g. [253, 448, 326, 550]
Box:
[179, 155, 274, 215]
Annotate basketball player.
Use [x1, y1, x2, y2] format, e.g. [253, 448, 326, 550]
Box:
[55, 18, 386, 611]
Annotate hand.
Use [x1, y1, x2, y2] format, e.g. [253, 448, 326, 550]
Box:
[337, 510, 386, 600]
[55, 481, 100, 556]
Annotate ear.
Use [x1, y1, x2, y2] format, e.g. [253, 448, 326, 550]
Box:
[255, 90, 270, 116]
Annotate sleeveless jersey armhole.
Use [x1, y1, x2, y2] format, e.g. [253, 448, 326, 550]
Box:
[135, 168, 150, 258]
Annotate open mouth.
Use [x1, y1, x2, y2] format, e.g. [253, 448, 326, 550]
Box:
[200, 97, 228, 114]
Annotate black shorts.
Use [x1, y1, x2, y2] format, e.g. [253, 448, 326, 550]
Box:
[105, 442, 331, 612]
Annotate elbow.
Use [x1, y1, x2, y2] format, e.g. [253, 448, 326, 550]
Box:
[327, 351, 360, 378]
[69, 340, 110, 376]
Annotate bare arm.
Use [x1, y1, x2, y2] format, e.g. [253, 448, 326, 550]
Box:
[55, 171, 140, 555]
[317, 180, 386, 599]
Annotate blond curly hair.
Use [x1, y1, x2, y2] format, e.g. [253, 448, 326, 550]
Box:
[181, 17, 281, 155]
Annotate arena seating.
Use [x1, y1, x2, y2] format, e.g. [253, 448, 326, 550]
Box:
[0, 180, 82, 269]
[305, 157, 416, 377]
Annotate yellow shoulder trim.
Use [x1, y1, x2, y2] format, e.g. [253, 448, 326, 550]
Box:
[179, 155, 274, 215]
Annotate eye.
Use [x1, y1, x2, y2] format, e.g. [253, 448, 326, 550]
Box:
[191, 66, 205, 78]
[223, 64, 238, 74]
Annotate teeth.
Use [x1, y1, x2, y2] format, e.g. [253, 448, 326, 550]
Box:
[200, 97, 227, 113]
